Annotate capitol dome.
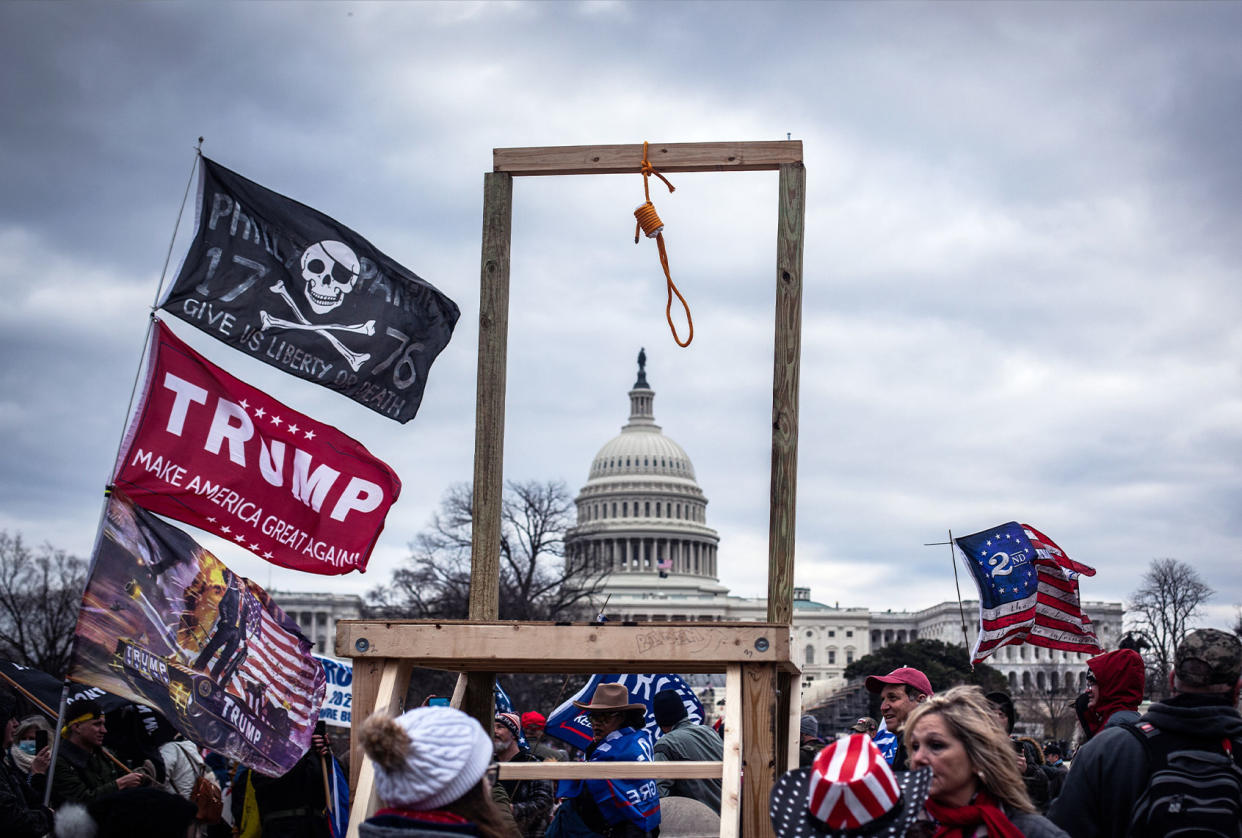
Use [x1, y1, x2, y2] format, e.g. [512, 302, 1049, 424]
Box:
[564, 351, 725, 598]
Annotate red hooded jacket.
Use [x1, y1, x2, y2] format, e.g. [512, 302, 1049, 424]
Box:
[1082, 648, 1145, 736]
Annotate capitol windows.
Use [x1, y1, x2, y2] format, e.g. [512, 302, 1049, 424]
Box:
[611, 502, 617, 517]
[805, 645, 815, 665]
[846, 630, 854, 638]
[828, 630, 835, 637]
[645, 501, 651, 516]
[676, 503, 681, 518]
[623, 502, 629, 516]
[846, 649, 855, 664]
[827, 650, 836, 664]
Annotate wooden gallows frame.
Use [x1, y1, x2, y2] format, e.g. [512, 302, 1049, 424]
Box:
[338, 141, 806, 838]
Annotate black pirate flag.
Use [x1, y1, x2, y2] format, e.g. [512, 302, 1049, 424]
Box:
[160, 157, 460, 423]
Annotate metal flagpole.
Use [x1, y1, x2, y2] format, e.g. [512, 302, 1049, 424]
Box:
[54, 142, 206, 798]
[42, 685, 69, 806]
[925, 530, 973, 655]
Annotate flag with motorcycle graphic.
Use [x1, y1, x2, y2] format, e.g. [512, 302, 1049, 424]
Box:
[159, 156, 460, 423]
[67, 490, 326, 777]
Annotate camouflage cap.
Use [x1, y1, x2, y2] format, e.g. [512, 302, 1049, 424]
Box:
[1174, 628, 1242, 688]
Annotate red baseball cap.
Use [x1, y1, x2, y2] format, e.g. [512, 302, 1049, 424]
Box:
[521, 711, 547, 728]
[864, 667, 933, 697]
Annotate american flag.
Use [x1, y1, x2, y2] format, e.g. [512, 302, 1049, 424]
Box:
[657, 557, 672, 578]
[953, 522, 1101, 665]
[235, 589, 324, 728]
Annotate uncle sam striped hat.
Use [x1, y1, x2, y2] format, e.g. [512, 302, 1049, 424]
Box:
[769, 734, 931, 838]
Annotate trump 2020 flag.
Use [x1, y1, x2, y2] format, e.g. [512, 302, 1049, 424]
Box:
[954, 522, 1101, 665]
[160, 156, 460, 423]
[67, 491, 326, 776]
[544, 673, 705, 750]
[113, 320, 400, 575]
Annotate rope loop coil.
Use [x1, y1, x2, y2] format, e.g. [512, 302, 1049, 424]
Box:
[632, 141, 693, 347]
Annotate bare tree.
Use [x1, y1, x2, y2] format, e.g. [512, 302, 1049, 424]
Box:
[367, 481, 605, 713]
[1128, 558, 1214, 699]
[1015, 686, 1079, 743]
[367, 480, 607, 621]
[0, 532, 88, 676]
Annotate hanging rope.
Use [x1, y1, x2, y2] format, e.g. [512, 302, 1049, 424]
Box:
[633, 141, 693, 347]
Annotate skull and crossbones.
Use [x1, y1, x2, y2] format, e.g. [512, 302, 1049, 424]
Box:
[259, 240, 375, 372]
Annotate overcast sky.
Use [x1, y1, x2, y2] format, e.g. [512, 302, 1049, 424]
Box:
[2, 1, 1239, 633]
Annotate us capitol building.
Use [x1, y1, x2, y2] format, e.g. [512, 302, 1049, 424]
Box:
[564, 353, 1124, 710]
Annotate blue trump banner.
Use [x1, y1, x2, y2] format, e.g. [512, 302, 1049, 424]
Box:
[313, 654, 353, 728]
[545, 673, 704, 750]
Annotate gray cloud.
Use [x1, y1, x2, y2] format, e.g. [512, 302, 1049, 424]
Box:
[1, 1, 1238, 628]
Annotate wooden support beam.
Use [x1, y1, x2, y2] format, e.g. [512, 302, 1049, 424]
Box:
[741, 664, 778, 838]
[466, 170, 513, 734]
[470, 170, 513, 624]
[720, 664, 743, 838]
[493, 141, 803, 177]
[767, 162, 805, 625]
[497, 761, 724, 780]
[347, 659, 410, 838]
[336, 621, 795, 673]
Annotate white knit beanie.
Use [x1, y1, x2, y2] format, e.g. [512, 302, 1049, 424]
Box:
[360, 706, 493, 810]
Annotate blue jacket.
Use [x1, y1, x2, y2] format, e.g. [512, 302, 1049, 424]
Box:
[557, 728, 660, 832]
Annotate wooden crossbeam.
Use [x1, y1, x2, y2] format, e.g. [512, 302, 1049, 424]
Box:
[336, 621, 795, 674]
[493, 141, 803, 176]
[497, 761, 724, 780]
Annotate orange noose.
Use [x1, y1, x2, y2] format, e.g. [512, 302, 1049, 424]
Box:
[633, 142, 693, 347]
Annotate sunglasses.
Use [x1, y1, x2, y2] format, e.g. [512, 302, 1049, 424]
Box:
[588, 710, 622, 721]
[1085, 673, 1097, 686]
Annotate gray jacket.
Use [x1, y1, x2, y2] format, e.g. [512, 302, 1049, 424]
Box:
[1047, 694, 1242, 838]
[653, 718, 723, 813]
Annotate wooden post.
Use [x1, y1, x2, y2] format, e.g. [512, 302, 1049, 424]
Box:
[767, 161, 804, 626]
[719, 664, 744, 838]
[466, 171, 513, 727]
[741, 663, 778, 838]
[346, 659, 412, 838]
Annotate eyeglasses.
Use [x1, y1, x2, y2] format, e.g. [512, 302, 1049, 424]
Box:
[485, 763, 500, 786]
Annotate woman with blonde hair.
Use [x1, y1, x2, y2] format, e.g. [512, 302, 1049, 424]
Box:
[904, 686, 1067, 837]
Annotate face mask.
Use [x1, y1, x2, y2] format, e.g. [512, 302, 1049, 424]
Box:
[17, 742, 36, 755]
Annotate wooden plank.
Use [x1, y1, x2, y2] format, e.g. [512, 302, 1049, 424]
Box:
[347, 659, 410, 838]
[779, 670, 798, 771]
[470, 170, 513, 624]
[741, 664, 777, 838]
[336, 621, 795, 673]
[497, 761, 723, 780]
[766, 162, 805, 625]
[494, 141, 803, 177]
[720, 664, 743, 838]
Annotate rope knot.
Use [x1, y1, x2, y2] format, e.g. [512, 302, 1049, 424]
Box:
[632, 141, 693, 348]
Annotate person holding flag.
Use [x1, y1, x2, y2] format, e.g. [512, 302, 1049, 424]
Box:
[547, 683, 660, 838]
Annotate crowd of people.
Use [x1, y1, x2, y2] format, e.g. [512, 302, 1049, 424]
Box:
[771, 627, 1242, 838]
[3, 626, 1239, 838]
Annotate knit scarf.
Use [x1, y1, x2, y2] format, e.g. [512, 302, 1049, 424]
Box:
[924, 789, 1024, 838]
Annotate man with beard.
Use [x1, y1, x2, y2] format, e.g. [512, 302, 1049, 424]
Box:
[494, 712, 553, 837]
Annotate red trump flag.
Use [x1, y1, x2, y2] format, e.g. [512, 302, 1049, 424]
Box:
[113, 320, 400, 574]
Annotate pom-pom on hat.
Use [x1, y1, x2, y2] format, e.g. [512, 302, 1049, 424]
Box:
[359, 706, 493, 810]
[769, 734, 931, 838]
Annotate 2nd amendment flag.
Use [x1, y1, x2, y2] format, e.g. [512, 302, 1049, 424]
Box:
[160, 156, 460, 423]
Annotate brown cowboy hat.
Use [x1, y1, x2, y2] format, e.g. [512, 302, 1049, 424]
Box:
[573, 682, 646, 713]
